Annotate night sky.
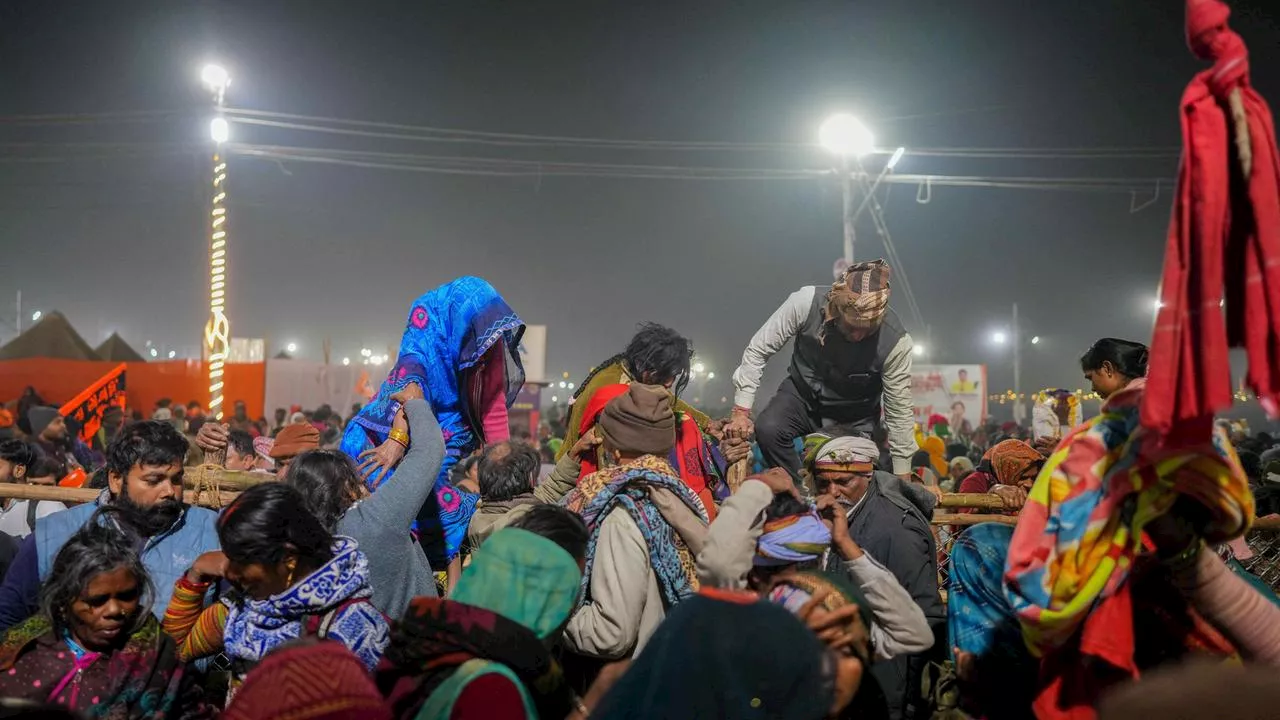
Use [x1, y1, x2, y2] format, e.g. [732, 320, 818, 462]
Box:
[2, 0, 1278, 413]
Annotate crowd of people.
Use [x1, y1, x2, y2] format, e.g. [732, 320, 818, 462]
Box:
[0, 268, 1277, 720]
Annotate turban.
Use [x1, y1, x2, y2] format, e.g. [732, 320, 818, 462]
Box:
[808, 435, 879, 474]
[598, 384, 676, 456]
[824, 259, 892, 334]
[271, 424, 319, 460]
[754, 511, 832, 567]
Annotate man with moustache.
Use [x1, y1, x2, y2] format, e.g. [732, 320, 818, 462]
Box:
[807, 434, 943, 720]
[0, 421, 220, 631]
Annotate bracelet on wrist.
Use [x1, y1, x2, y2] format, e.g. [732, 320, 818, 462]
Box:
[178, 574, 211, 591]
[388, 428, 411, 448]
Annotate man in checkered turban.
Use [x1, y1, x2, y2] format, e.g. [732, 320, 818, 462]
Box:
[726, 259, 919, 478]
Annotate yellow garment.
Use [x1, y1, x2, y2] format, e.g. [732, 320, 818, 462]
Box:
[558, 360, 709, 461]
[922, 436, 947, 477]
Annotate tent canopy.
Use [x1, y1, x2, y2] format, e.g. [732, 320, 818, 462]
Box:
[95, 333, 146, 363]
[0, 312, 100, 361]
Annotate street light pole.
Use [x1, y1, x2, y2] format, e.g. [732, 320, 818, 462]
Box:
[841, 156, 855, 263]
[1012, 302, 1024, 423]
[819, 114, 874, 266]
[202, 64, 231, 421]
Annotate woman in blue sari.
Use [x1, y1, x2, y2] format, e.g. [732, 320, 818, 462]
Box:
[341, 276, 525, 573]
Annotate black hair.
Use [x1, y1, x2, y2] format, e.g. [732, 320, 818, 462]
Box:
[623, 323, 694, 398]
[27, 455, 64, 481]
[764, 492, 811, 522]
[156, 398, 172, 409]
[449, 455, 480, 487]
[509, 505, 589, 562]
[87, 466, 110, 490]
[911, 450, 933, 470]
[283, 450, 365, 532]
[226, 429, 255, 460]
[0, 439, 35, 471]
[1239, 451, 1262, 481]
[477, 441, 540, 502]
[40, 508, 152, 636]
[186, 400, 202, 410]
[313, 405, 333, 424]
[1080, 338, 1149, 380]
[945, 443, 969, 462]
[217, 482, 334, 568]
[105, 420, 189, 480]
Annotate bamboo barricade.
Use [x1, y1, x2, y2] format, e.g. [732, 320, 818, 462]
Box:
[0, 465, 274, 510]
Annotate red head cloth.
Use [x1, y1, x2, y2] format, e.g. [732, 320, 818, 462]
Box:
[1144, 0, 1280, 433]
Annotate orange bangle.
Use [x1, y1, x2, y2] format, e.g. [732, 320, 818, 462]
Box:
[388, 428, 410, 448]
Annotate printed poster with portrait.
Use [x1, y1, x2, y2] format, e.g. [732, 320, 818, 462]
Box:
[910, 364, 988, 436]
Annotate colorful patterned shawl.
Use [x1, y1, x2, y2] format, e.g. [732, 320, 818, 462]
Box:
[0, 615, 198, 719]
[1004, 378, 1254, 655]
[340, 276, 523, 567]
[569, 456, 709, 609]
[223, 537, 390, 671]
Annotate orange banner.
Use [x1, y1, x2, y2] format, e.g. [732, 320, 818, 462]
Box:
[58, 364, 127, 444]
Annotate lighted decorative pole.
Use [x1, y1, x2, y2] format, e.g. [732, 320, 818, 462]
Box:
[202, 64, 231, 421]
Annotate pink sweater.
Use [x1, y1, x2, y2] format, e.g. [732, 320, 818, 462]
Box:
[476, 345, 510, 443]
[1172, 547, 1280, 665]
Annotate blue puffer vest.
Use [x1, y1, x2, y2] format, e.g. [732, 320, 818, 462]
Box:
[35, 492, 220, 618]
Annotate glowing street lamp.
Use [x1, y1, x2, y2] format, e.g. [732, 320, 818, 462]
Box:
[30, 310, 42, 323]
[913, 344, 927, 357]
[819, 114, 875, 158]
[286, 342, 298, 353]
[693, 362, 706, 374]
[991, 331, 1008, 345]
[1031, 336, 1041, 345]
[342, 357, 351, 366]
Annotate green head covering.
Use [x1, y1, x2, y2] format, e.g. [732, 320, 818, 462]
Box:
[452, 527, 582, 638]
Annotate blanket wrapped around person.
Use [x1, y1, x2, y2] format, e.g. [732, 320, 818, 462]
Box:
[1002, 377, 1253, 717]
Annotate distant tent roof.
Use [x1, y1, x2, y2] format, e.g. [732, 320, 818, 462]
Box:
[0, 312, 100, 361]
[273, 350, 294, 360]
[95, 333, 145, 362]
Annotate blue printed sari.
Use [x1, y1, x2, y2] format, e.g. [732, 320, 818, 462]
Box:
[341, 276, 525, 569]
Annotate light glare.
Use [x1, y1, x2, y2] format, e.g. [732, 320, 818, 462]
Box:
[819, 114, 875, 157]
[210, 117, 229, 144]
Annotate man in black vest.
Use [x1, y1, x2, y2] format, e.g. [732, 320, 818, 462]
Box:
[727, 259, 918, 476]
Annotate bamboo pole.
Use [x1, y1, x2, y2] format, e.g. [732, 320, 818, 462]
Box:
[0, 482, 243, 509]
[932, 513, 1017, 527]
[936, 493, 1009, 510]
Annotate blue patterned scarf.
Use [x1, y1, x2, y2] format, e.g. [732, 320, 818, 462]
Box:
[575, 460, 709, 610]
[223, 537, 391, 671]
[340, 276, 524, 567]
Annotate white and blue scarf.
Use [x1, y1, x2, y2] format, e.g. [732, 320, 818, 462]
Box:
[222, 536, 390, 670]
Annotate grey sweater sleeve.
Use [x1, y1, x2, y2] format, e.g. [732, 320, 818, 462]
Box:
[534, 452, 582, 505]
[842, 553, 935, 659]
[695, 480, 773, 590]
[362, 399, 445, 527]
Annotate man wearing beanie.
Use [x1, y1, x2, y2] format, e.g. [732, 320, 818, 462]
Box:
[562, 384, 710, 661]
[27, 406, 96, 476]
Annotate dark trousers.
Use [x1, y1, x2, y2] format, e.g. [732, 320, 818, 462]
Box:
[756, 376, 875, 474]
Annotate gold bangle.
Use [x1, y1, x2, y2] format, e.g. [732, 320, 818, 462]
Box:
[388, 428, 410, 448]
